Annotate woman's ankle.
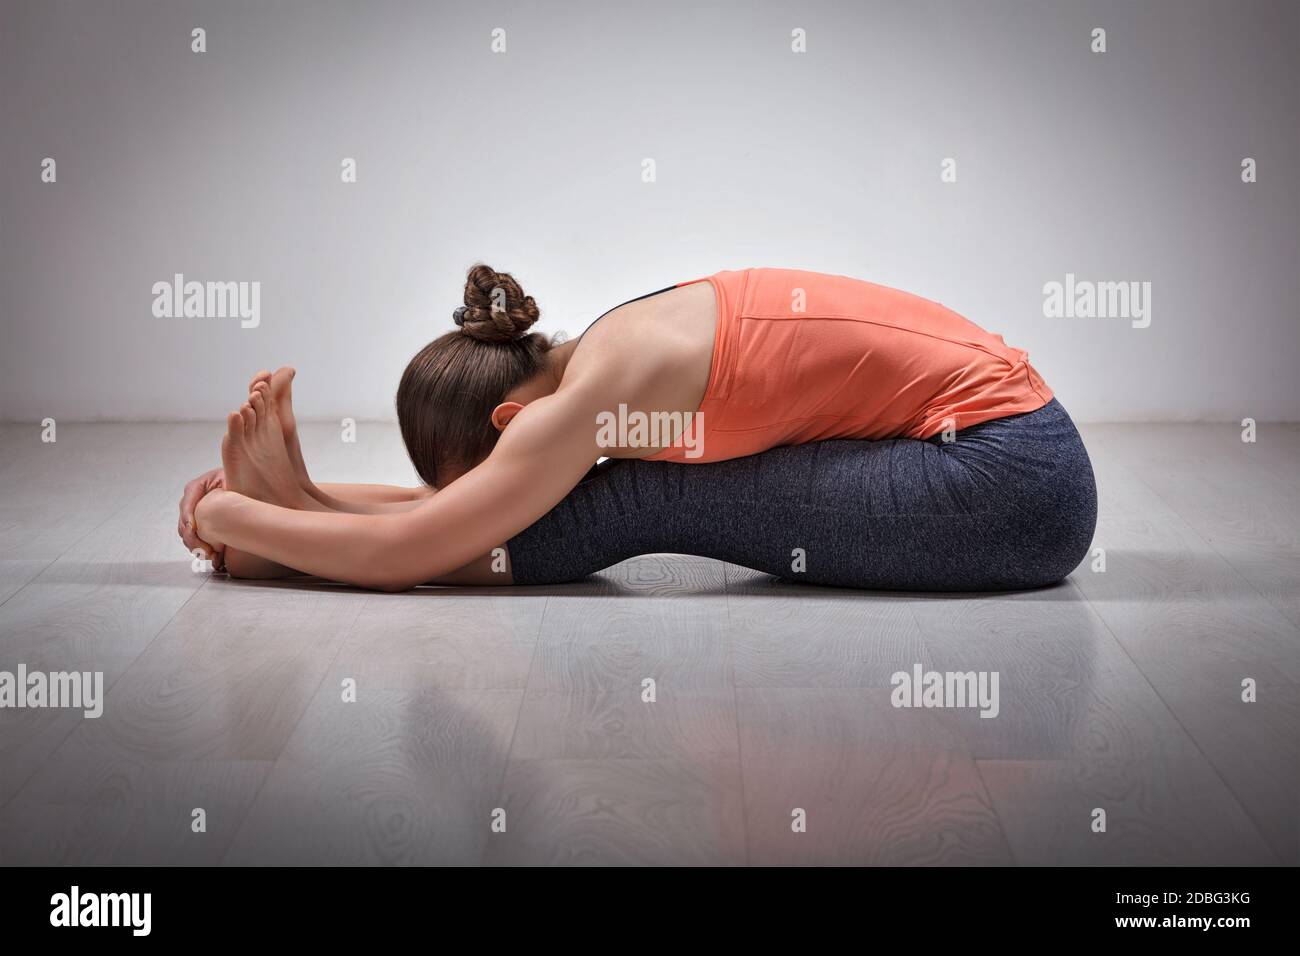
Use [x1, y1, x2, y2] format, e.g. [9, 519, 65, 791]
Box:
[224, 547, 294, 579]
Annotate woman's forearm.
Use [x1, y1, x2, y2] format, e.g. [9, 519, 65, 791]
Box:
[214, 487, 417, 575]
[216, 486, 430, 580]
[310, 482, 431, 514]
[220, 519, 507, 586]
[198, 491, 415, 590]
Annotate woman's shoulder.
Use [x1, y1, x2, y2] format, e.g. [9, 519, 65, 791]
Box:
[561, 281, 718, 408]
[562, 305, 664, 392]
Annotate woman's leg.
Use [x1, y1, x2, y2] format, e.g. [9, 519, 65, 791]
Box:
[224, 548, 297, 579]
[507, 399, 1097, 591]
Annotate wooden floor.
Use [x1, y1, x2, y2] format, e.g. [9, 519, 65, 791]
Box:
[0, 421, 1295, 865]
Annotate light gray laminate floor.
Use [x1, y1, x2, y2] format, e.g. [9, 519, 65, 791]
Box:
[0, 421, 1295, 865]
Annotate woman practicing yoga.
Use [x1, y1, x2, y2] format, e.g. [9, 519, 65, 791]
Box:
[180, 265, 1097, 591]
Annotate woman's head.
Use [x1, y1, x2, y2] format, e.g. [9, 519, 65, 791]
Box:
[397, 263, 552, 487]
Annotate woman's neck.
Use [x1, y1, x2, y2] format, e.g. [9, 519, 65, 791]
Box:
[544, 337, 580, 387]
[506, 337, 578, 407]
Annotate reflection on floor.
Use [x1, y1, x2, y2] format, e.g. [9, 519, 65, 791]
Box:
[0, 422, 1295, 865]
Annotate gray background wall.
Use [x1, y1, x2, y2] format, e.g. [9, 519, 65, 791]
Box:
[2, 0, 1297, 423]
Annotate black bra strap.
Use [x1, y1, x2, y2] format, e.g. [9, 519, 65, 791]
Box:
[580, 284, 678, 338]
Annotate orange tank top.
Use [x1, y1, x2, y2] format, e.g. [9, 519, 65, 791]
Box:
[648, 268, 1054, 463]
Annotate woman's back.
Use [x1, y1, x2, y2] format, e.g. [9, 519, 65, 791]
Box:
[572, 268, 1054, 464]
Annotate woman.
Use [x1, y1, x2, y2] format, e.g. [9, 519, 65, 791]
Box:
[183, 264, 1097, 591]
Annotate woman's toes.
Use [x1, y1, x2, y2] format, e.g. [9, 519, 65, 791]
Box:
[250, 390, 280, 433]
[261, 391, 281, 426]
[248, 370, 272, 392]
[240, 402, 256, 429]
[227, 410, 244, 437]
[271, 367, 295, 408]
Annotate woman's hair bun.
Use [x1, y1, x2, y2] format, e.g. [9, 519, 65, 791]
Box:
[454, 263, 540, 343]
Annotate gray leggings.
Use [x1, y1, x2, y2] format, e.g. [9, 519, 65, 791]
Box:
[507, 398, 1097, 591]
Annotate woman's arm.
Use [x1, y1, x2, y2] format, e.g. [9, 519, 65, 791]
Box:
[180, 471, 430, 577]
[315, 482, 431, 503]
[195, 385, 606, 591]
[180, 469, 429, 555]
[309, 482, 432, 513]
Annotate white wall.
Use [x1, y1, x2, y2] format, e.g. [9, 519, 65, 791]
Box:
[2, 0, 1297, 423]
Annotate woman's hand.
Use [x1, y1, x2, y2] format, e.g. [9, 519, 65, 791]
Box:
[179, 467, 226, 568]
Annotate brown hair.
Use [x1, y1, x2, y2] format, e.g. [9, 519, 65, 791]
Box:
[396, 263, 552, 487]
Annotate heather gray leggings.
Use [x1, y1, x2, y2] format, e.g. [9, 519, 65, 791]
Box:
[507, 399, 1097, 590]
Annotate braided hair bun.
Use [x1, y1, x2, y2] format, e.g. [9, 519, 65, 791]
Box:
[452, 263, 540, 343]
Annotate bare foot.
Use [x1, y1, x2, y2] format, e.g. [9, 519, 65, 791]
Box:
[221, 385, 320, 510]
[249, 366, 318, 499]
